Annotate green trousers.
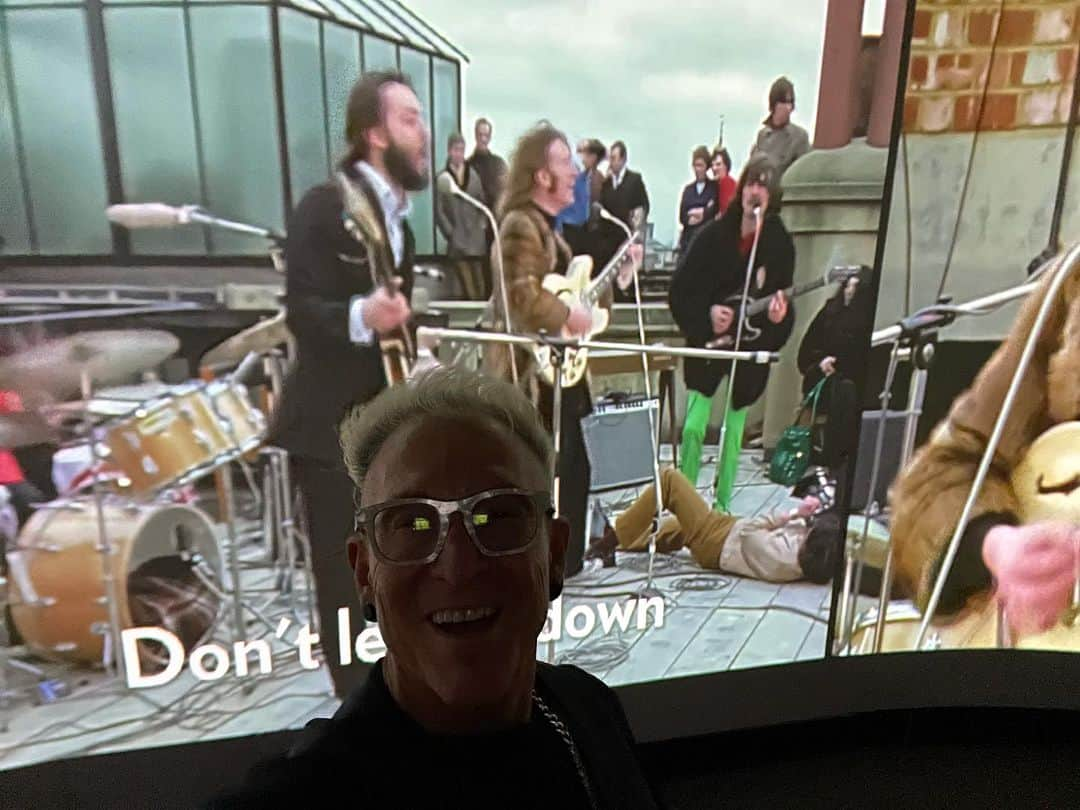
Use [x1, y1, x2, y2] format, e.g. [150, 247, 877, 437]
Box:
[678, 387, 747, 513]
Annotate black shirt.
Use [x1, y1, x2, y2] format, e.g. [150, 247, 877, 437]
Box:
[206, 660, 658, 809]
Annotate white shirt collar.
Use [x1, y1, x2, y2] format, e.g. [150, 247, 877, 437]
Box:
[354, 161, 412, 220]
[613, 167, 626, 186]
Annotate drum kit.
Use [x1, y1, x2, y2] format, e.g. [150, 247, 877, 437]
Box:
[0, 320, 310, 717]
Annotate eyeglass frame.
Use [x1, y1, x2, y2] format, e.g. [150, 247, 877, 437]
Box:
[353, 488, 555, 567]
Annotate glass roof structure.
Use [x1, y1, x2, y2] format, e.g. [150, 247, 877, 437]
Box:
[0, 0, 466, 259]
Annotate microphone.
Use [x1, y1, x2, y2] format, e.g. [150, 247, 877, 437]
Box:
[106, 203, 195, 229]
[594, 204, 633, 241]
[435, 170, 518, 384]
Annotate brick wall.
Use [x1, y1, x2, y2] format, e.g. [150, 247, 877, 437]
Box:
[904, 0, 1079, 133]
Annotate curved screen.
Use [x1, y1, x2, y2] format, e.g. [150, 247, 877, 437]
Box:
[0, 0, 911, 790]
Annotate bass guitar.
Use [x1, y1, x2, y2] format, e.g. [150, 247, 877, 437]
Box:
[338, 172, 414, 386]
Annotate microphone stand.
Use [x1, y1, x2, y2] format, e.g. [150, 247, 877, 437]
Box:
[178, 206, 286, 247]
[712, 206, 762, 512]
[833, 262, 1067, 653]
[599, 209, 665, 596]
[446, 183, 518, 385]
[912, 244, 1080, 651]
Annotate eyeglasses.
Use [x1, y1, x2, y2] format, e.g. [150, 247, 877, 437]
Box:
[354, 488, 553, 566]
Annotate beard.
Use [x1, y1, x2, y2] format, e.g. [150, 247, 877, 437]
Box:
[384, 141, 429, 192]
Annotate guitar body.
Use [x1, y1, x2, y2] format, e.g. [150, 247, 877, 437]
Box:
[534, 255, 606, 388]
[851, 421, 1080, 654]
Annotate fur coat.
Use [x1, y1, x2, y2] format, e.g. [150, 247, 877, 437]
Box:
[889, 255, 1080, 614]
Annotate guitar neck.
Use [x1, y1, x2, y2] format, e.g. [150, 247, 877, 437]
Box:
[582, 237, 637, 308]
[744, 277, 825, 317]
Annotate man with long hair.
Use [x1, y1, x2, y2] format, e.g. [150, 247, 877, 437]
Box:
[751, 76, 811, 178]
[484, 122, 641, 576]
[269, 70, 428, 699]
[668, 153, 794, 513]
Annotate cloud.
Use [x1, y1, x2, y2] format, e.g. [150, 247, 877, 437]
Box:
[640, 70, 767, 108]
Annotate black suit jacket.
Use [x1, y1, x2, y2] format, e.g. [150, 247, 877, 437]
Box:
[596, 170, 649, 301]
[269, 167, 415, 467]
[668, 208, 795, 407]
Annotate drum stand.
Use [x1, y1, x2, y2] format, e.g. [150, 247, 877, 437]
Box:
[834, 326, 939, 653]
[82, 368, 127, 679]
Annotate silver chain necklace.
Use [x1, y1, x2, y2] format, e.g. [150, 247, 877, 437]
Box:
[532, 691, 598, 809]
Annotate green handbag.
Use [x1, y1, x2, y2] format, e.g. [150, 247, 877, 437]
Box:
[768, 377, 828, 487]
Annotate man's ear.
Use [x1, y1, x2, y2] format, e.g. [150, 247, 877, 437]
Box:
[548, 516, 569, 597]
[347, 534, 374, 603]
[535, 167, 551, 192]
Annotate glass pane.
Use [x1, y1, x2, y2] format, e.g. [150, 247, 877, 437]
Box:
[6, 9, 111, 254]
[399, 46, 431, 254]
[188, 5, 284, 254]
[105, 7, 207, 255]
[0, 0, 79, 6]
[280, 8, 328, 205]
[0, 16, 31, 253]
[362, 32, 395, 72]
[323, 22, 359, 168]
[431, 57, 458, 255]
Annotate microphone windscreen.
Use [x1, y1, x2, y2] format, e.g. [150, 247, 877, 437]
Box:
[106, 203, 182, 229]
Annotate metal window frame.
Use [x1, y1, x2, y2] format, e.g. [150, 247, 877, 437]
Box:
[0, 0, 463, 263]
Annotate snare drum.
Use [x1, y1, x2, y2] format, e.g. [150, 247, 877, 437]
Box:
[6, 498, 224, 667]
[206, 379, 265, 455]
[101, 386, 230, 494]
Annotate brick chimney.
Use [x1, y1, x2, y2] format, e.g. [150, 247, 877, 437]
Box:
[814, 0, 866, 148]
[904, 1, 1079, 134]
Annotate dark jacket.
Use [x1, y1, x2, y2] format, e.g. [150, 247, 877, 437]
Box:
[206, 659, 660, 809]
[600, 169, 649, 227]
[677, 179, 719, 252]
[668, 208, 795, 407]
[797, 285, 874, 394]
[468, 149, 509, 209]
[268, 168, 415, 466]
[436, 162, 488, 257]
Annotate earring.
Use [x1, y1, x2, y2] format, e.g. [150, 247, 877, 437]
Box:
[363, 602, 377, 623]
[549, 580, 563, 601]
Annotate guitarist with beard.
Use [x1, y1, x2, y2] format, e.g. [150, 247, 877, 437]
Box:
[485, 122, 642, 576]
[669, 153, 794, 513]
[270, 71, 428, 699]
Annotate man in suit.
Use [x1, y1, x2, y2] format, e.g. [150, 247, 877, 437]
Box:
[270, 70, 428, 699]
[598, 140, 649, 301]
[751, 76, 811, 178]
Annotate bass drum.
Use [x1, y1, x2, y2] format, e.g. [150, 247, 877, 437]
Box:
[846, 598, 1080, 654]
[6, 498, 224, 669]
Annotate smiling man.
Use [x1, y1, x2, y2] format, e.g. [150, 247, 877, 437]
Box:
[211, 366, 658, 808]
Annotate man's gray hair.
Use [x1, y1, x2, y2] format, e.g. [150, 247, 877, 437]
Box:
[339, 365, 554, 497]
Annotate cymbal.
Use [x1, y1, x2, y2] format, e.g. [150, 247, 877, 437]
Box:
[0, 330, 180, 399]
[0, 412, 58, 448]
[201, 312, 291, 369]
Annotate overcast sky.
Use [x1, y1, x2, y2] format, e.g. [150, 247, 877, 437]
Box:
[411, 0, 885, 245]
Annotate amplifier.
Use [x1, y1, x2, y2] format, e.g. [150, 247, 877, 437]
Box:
[849, 409, 907, 512]
[581, 397, 659, 492]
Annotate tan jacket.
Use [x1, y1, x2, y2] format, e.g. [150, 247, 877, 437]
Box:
[889, 256, 1080, 609]
[483, 205, 612, 387]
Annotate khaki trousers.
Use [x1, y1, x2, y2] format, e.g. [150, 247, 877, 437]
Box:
[613, 468, 805, 582]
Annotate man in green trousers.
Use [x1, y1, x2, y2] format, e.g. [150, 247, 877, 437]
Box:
[668, 154, 795, 512]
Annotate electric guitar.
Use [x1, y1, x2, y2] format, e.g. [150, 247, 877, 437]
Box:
[849, 421, 1080, 654]
[533, 235, 640, 388]
[706, 264, 864, 349]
